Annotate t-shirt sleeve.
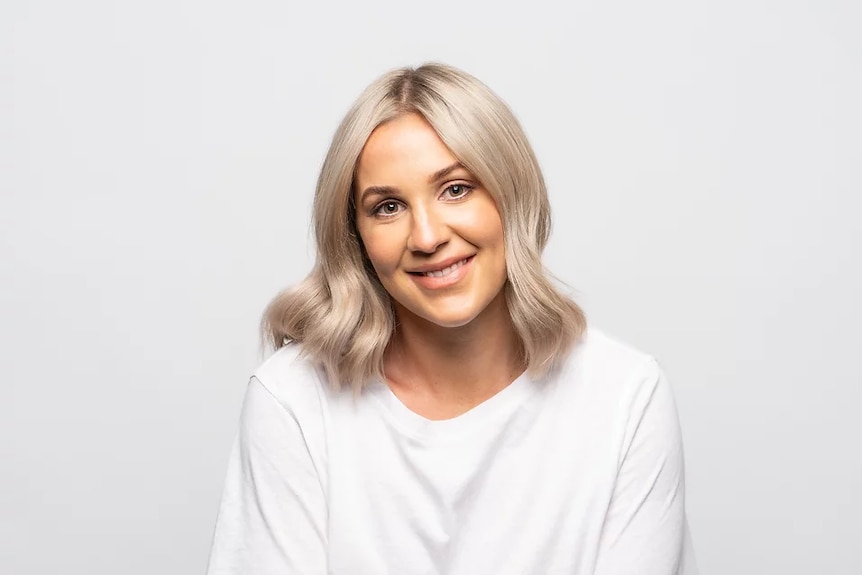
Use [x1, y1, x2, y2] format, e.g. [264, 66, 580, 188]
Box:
[206, 376, 328, 574]
[594, 360, 698, 575]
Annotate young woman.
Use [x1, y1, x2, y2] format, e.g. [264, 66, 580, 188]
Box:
[207, 63, 697, 574]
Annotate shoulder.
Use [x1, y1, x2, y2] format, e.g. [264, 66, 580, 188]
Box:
[568, 327, 661, 382]
[250, 343, 333, 421]
[556, 326, 669, 413]
[552, 327, 683, 474]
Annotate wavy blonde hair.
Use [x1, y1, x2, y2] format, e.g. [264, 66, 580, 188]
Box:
[263, 63, 586, 389]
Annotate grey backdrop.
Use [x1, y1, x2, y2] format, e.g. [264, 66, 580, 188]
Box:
[2, 1, 860, 573]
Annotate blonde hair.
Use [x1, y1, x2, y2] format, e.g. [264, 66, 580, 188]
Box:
[263, 63, 586, 389]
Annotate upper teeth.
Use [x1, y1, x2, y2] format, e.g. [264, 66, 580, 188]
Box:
[423, 258, 468, 278]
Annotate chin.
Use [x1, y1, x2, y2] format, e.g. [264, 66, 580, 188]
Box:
[421, 313, 478, 329]
[413, 299, 494, 329]
[393, 288, 508, 330]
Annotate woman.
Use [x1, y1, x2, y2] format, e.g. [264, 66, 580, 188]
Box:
[207, 63, 697, 574]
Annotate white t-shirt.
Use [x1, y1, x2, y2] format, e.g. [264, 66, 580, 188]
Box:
[207, 328, 698, 574]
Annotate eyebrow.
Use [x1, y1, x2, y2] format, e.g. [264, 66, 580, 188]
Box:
[358, 185, 399, 206]
[358, 162, 469, 205]
[428, 161, 466, 184]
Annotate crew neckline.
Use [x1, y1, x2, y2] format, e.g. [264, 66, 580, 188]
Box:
[367, 370, 536, 443]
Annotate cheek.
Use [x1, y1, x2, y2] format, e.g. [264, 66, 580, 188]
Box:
[470, 207, 507, 276]
[359, 227, 402, 273]
[466, 202, 505, 248]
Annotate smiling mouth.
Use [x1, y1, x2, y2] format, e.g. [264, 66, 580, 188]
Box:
[411, 257, 472, 278]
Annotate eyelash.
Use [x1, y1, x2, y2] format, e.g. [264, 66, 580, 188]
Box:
[371, 183, 475, 218]
[372, 200, 404, 218]
[441, 183, 474, 200]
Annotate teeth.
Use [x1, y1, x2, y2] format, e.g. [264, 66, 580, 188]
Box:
[423, 258, 468, 278]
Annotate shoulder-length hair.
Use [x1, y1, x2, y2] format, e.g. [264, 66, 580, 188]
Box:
[263, 63, 586, 390]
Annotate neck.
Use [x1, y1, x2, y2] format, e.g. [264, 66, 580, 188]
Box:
[383, 292, 526, 419]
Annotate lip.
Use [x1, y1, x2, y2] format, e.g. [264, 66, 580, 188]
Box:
[407, 255, 474, 289]
[407, 255, 475, 275]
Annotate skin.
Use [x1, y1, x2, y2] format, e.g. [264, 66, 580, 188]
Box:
[354, 112, 525, 420]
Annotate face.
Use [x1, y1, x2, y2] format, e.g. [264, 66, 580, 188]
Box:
[353, 113, 507, 329]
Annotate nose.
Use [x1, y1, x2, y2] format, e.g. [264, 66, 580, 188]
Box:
[406, 205, 449, 254]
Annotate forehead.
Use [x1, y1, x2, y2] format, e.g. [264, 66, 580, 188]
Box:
[355, 113, 461, 186]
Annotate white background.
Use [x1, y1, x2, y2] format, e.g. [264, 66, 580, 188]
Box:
[2, 1, 860, 573]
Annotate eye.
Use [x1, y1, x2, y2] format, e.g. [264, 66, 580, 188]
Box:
[373, 200, 403, 217]
[442, 183, 474, 200]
